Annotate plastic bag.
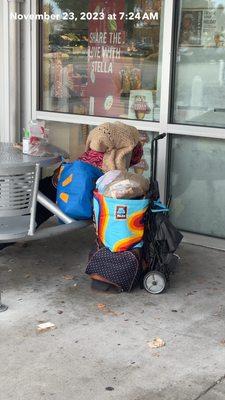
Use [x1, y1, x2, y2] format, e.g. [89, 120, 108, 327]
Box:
[102, 171, 149, 199]
[22, 120, 50, 156]
[96, 170, 121, 193]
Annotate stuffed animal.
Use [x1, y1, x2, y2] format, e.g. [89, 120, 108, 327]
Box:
[85, 122, 140, 171]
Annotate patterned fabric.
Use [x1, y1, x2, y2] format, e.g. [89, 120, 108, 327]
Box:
[94, 191, 149, 252]
[86, 247, 140, 292]
[78, 150, 104, 169]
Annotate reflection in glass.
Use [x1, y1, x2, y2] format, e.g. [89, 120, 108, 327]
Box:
[173, 1, 225, 127]
[40, 0, 164, 121]
[130, 131, 154, 178]
[169, 135, 225, 238]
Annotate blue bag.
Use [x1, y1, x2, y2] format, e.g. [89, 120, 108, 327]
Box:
[57, 160, 103, 220]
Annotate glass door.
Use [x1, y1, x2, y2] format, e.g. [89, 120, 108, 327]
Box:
[169, 134, 225, 239]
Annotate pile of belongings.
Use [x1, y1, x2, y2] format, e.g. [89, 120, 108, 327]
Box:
[87, 171, 149, 292]
[83, 121, 142, 171]
[56, 121, 144, 219]
[56, 121, 149, 292]
[84, 126, 150, 292]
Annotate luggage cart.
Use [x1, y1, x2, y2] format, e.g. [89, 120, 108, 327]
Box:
[142, 134, 183, 294]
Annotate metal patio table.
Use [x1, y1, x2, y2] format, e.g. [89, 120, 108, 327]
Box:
[0, 142, 89, 230]
[0, 142, 64, 168]
[0, 142, 73, 222]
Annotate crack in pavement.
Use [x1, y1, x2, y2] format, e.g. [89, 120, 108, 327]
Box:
[193, 374, 225, 400]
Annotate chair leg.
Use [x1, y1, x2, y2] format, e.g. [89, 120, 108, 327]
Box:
[0, 292, 8, 312]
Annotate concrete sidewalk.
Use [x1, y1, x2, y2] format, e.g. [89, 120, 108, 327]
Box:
[1, 226, 225, 400]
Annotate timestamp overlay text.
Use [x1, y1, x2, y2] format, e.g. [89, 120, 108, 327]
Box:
[10, 11, 159, 22]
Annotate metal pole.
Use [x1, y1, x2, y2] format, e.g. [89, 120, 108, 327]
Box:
[158, 0, 175, 203]
[0, 292, 8, 312]
[37, 192, 75, 225]
[29, 164, 41, 236]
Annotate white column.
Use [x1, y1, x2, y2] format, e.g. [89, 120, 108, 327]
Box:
[8, 0, 25, 142]
[20, 0, 32, 133]
[0, 0, 25, 143]
[0, 0, 10, 141]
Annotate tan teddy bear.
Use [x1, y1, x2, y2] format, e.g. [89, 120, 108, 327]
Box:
[85, 122, 140, 171]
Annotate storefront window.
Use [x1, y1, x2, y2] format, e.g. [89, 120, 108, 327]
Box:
[169, 135, 225, 238]
[45, 121, 89, 159]
[39, 0, 164, 121]
[173, 1, 225, 128]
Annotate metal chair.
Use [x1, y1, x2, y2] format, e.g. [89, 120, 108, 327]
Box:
[0, 164, 40, 312]
[0, 164, 40, 242]
[0, 164, 90, 243]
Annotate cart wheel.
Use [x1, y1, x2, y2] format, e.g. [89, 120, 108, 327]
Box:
[143, 271, 167, 294]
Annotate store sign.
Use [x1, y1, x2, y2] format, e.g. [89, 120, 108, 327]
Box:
[88, 31, 122, 74]
[87, 0, 125, 116]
